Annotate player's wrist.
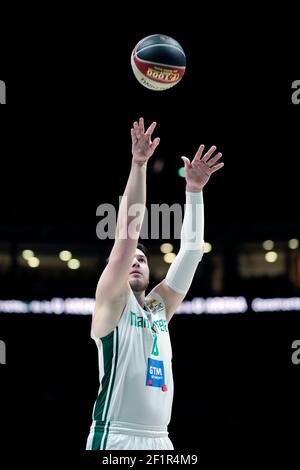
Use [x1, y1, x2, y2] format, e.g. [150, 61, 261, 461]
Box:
[132, 158, 148, 169]
[186, 184, 203, 193]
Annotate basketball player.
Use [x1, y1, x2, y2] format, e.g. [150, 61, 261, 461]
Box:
[86, 118, 224, 450]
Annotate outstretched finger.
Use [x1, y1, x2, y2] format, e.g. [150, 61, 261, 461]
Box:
[145, 121, 157, 137]
[151, 137, 160, 151]
[131, 128, 138, 145]
[139, 117, 145, 133]
[202, 145, 217, 162]
[210, 162, 224, 173]
[192, 144, 205, 163]
[133, 120, 141, 139]
[207, 152, 223, 167]
[181, 156, 191, 169]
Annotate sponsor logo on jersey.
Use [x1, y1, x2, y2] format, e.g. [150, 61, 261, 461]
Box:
[145, 297, 164, 314]
[146, 358, 167, 390]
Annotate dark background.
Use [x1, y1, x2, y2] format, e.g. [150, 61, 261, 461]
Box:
[0, 14, 300, 466]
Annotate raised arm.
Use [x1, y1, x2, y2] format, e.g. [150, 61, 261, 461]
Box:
[92, 118, 160, 338]
[152, 144, 224, 322]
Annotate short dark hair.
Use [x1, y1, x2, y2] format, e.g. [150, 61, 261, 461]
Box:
[105, 242, 150, 265]
[136, 242, 150, 265]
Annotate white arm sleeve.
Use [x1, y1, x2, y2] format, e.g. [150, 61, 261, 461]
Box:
[165, 191, 204, 295]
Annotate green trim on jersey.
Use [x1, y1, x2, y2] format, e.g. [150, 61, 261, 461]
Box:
[91, 327, 119, 450]
[92, 327, 119, 422]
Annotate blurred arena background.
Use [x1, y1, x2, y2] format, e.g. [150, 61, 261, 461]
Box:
[0, 25, 299, 463]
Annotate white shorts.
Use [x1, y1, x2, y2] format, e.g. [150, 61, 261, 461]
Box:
[86, 420, 174, 450]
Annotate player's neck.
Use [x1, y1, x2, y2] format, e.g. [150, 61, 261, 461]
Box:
[133, 290, 146, 307]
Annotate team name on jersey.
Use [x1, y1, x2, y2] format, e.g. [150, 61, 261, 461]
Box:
[130, 311, 169, 333]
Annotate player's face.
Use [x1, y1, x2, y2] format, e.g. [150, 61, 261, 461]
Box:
[128, 249, 150, 292]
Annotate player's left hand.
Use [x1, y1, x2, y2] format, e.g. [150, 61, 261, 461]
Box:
[181, 144, 224, 191]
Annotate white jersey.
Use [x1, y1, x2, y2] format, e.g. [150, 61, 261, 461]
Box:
[91, 289, 174, 429]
